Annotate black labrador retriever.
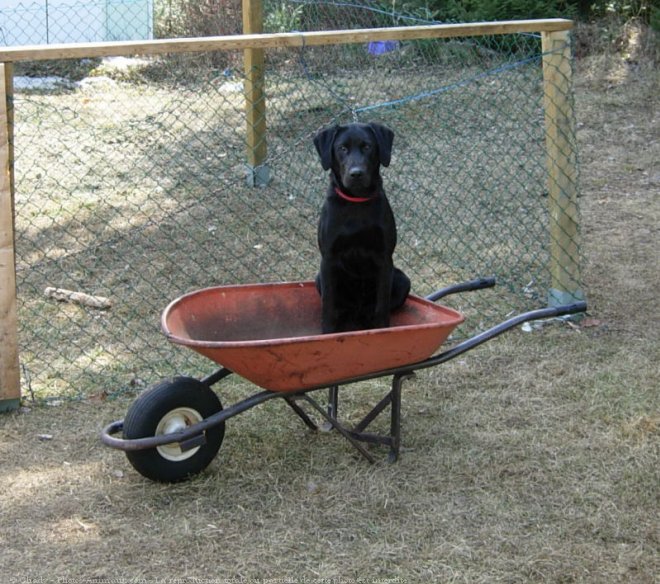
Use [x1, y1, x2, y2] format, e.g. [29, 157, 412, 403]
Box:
[314, 122, 410, 333]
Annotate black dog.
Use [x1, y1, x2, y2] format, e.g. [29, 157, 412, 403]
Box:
[314, 122, 410, 333]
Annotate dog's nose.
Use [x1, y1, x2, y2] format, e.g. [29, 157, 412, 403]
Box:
[349, 167, 364, 178]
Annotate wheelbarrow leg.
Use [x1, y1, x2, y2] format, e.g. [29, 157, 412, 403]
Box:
[388, 375, 402, 463]
[283, 375, 414, 463]
[301, 393, 376, 463]
[348, 372, 414, 463]
[328, 385, 339, 419]
[389, 373, 413, 463]
[283, 395, 319, 431]
[282, 385, 341, 433]
[321, 385, 340, 432]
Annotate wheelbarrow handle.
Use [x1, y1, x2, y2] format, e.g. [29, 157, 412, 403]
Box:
[547, 301, 588, 318]
[412, 300, 588, 372]
[425, 276, 497, 302]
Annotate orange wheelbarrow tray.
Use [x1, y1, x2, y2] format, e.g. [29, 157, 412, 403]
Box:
[101, 277, 586, 483]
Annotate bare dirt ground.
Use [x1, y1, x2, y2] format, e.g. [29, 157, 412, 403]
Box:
[1, 38, 658, 584]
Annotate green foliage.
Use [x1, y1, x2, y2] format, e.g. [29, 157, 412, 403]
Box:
[393, 0, 658, 24]
[265, 1, 305, 32]
[152, 0, 659, 38]
[586, 0, 657, 22]
[397, 0, 577, 22]
[153, 0, 241, 38]
[652, 4, 660, 31]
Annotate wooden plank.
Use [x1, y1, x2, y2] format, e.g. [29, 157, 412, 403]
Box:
[243, 0, 268, 185]
[0, 19, 573, 62]
[0, 62, 21, 410]
[541, 30, 583, 306]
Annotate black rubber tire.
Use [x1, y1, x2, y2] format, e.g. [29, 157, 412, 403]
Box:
[123, 377, 225, 483]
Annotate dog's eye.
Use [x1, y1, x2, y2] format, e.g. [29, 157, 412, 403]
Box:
[338, 145, 348, 154]
[362, 143, 371, 151]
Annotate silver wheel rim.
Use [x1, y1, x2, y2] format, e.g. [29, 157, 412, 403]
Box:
[155, 407, 204, 462]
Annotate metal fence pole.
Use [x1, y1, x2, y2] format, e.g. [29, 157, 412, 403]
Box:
[542, 29, 584, 307]
[0, 62, 20, 411]
[243, 0, 269, 186]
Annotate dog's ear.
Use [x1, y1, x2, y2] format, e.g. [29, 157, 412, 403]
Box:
[313, 125, 339, 171]
[368, 122, 394, 167]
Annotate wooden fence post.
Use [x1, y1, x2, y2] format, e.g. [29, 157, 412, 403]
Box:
[542, 29, 584, 307]
[243, 0, 269, 186]
[0, 62, 20, 412]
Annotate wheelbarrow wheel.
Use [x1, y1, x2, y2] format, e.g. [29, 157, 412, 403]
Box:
[123, 377, 225, 483]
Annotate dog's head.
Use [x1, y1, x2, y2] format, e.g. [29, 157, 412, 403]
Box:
[313, 122, 394, 195]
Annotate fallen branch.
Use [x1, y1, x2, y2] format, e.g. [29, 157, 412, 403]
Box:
[44, 287, 112, 309]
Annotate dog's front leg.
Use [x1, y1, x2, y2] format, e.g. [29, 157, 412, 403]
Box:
[374, 259, 394, 329]
[319, 260, 339, 334]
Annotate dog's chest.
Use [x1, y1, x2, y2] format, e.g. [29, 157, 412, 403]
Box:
[319, 194, 396, 265]
[330, 223, 389, 275]
[327, 202, 387, 245]
[343, 214, 385, 239]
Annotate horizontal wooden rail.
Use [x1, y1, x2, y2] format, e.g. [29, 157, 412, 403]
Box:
[0, 19, 572, 62]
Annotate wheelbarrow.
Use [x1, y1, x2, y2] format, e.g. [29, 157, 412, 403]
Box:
[101, 277, 586, 482]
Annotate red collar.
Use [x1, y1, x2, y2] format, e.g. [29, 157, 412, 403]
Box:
[334, 187, 377, 203]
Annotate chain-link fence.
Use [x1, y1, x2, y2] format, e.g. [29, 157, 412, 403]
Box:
[2, 4, 583, 403]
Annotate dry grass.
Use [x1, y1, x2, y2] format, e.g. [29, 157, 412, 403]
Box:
[2, 39, 659, 584]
